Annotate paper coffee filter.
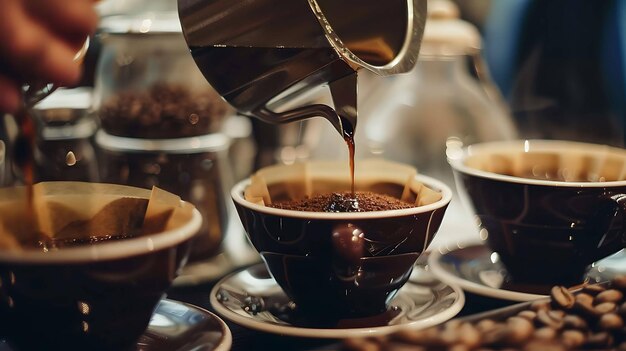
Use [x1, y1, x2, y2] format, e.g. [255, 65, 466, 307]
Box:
[466, 148, 626, 182]
[245, 159, 442, 206]
[0, 182, 193, 249]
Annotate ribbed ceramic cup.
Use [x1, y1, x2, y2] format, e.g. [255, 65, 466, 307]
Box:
[231, 167, 452, 319]
[449, 140, 626, 285]
[0, 182, 202, 351]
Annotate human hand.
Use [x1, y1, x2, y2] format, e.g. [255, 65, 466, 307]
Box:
[0, 0, 98, 113]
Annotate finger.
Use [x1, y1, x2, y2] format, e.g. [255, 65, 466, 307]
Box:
[26, 0, 99, 45]
[37, 38, 83, 85]
[1, 22, 81, 86]
[0, 75, 21, 114]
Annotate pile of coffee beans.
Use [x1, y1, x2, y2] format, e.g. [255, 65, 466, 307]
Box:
[99, 83, 230, 138]
[344, 276, 626, 351]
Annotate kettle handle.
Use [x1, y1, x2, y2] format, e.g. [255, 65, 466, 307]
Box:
[581, 193, 626, 264]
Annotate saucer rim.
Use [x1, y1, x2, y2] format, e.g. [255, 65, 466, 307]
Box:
[159, 299, 233, 351]
[173, 300, 233, 351]
[1, 299, 232, 351]
[427, 245, 546, 302]
[209, 263, 465, 339]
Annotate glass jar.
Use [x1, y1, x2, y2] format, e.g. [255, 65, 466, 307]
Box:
[95, 13, 231, 139]
[31, 88, 99, 182]
[95, 131, 232, 260]
[354, 0, 517, 250]
[93, 13, 257, 279]
[361, 2, 516, 185]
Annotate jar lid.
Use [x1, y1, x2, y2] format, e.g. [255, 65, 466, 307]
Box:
[95, 130, 231, 154]
[98, 12, 182, 34]
[35, 87, 92, 111]
[420, 0, 481, 56]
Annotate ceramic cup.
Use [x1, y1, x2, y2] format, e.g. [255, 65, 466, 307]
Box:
[448, 139, 626, 285]
[231, 161, 452, 319]
[0, 182, 202, 351]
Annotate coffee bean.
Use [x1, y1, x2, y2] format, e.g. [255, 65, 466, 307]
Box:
[369, 335, 388, 345]
[582, 284, 607, 296]
[536, 309, 564, 329]
[531, 300, 551, 312]
[595, 301, 617, 314]
[584, 332, 613, 348]
[551, 286, 575, 309]
[482, 325, 509, 346]
[613, 276, 626, 292]
[343, 338, 382, 351]
[574, 294, 599, 319]
[534, 327, 557, 340]
[599, 313, 624, 330]
[393, 328, 445, 346]
[595, 289, 624, 304]
[440, 328, 460, 345]
[517, 310, 537, 321]
[457, 322, 481, 348]
[563, 314, 588, 330]
[476, 319, 496, 332]
[384, 342, 425, 351]
[576, 293, 594, 306]
[561, 329, 586, 348]
[549, 310, 565, 319]
[522, 340, 566, 351]
[506, 317, 534, 344]
[445, 320, 462, 329]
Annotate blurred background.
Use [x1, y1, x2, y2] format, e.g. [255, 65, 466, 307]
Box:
[1, 0, 625, 262]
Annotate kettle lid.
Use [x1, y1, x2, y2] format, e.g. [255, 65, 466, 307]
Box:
[421, 0, 481, 55]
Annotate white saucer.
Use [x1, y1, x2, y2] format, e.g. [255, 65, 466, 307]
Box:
[210, 259, 465, 339]
[428, 244, 626, 302]
[139, 299, 232, 351]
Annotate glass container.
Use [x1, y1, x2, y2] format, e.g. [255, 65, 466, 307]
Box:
[96, 131, 232, 260]
[93, 13, 248, 273]
[95, 13, 231, 139]
[31, 88, 99, 182]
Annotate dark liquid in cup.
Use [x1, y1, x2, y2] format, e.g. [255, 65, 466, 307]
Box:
[269, 191, 415, 213]
[22, 233, 137, 252]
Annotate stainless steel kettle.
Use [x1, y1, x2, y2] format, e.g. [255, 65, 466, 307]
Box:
[178, 0, 426, 135]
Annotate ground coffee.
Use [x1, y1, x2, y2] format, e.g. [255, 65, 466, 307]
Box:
[269, 191, 416, 212]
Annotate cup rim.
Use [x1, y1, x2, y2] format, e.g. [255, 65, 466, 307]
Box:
[231, 173, 452, 219]
[0, 205, 202, 264]
[448, 139, 626, 188]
